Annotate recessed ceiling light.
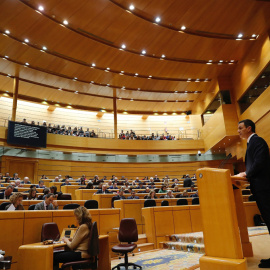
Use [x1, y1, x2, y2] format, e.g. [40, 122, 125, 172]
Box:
[121, 71, 124, 73]
[137, 88, 140, 90]
[195, 91, 198, 93]
[155, 17, 161, 23]
[107, 84, 110, 86]
[185, 91, 188, 93]
[141, 50, 146, 55]
[122, 86, 125, 89]
[118, 98, 122, 100]
[186, 100, 189, 102]
[5, 30, 10, 34]
[74, 91, 78, 94]
[161, 54, 165, 58]
[121, 44, 126, 49]
[58, 88, 62, 91]
[4, 55, 9, 58]
[25, 62, 29, 66]
[135, 73, 139, 76]
[90, 81, 94, 84]
[106, 67, 110, 70]
[176, 100, 178, 102]
[63, 20, 69, 25]
[230, 60, 234, 62]
[195, 79, 199, 82]
[149, 75, 152, 78]
[163, 113, 168, 115]
[130, 99, 134, 101]
[219, 60, 223, 63]
[181, 26, 186, 30]
[129, 4, 135, 10]
[24, 38, 29, 43]
[38, 5, 44, 11]
[174, 91, 178, 93]
[237, 33, 243, 38]
[91, 63, 96, 67]
[164, 100, 167, 102]
[42, 46, 47, 50]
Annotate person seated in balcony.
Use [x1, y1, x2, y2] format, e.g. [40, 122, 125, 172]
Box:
[21, 177, 31, 185]
[27, 188, 38, 200]
[92, 175, 100, 186]
[5, 177, 11, 183]
[40, 174, 48, 180]
[14, 179, 22, 188]
[21, 118, 27, 124]
[127, 190, 139, 199]
[78, 127, 84, 137]
[72, 127, 78, 136]
[90, 130, 96, 137]
[84, 128, 90, 137]
[11, 173, 20, 180]
[35, 193, 58, 210]
[95, 184, 111, 194]
[37, 180, 46, 189]
[187, 184, 197, 192]
[163, 177, 170, 187]
[79, 178, 86, 186]
[145, 190, 157, 200]
[42, 188, 50, 199]
[112, 177, 120, 185]
[5, 192, 24, 211]
[61, 179, 71, 187]
[66, 126, 72, 135]
[179, 190, 189, 198]
[171, 179, 180, 188]
[158, 185, 167, 194]
[164, 190, 174, 198]
[121, 178, 130, 186]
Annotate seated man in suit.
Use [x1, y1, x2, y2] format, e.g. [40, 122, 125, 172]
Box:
[11, 173, 20, 180]
[34, 193, 58, 210]
[0, 185, 14, 199]
[153, 175, 160, 182]
[96, 184, 111, 194]
[108, 182, 118, 190]
[113, 188, 126, 200]
[171, 179, 179, 188]
[61, 179, 71, 187]
[148, 182, 155, 189]
[190, 191, 199, 198]
[37, 180, 46, 189]
[164, 190, 174, 198]
[14, 179, 23, 188]
[136, 182, 146, 190]
[10, 182, 18, 192]
[187, 185, 197, 192]
[21, 177, 31, 185]
[179, 190, 189, 198]
[53, 176, 60, 182]
[127, 190, 139, 199]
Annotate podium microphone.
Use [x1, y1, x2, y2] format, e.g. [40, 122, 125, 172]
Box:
[218, 153, 232, 168]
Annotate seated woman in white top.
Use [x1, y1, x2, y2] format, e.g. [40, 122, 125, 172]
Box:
[5, 192, 25, 210]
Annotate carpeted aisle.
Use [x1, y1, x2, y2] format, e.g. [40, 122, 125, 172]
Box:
[111, 249, 202, 270]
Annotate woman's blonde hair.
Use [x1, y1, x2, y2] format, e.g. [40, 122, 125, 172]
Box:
[10, 192, 23, 204]
[74, 206, 92, 230]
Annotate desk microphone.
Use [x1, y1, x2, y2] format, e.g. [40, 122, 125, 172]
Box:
[218, 153, 232, 168]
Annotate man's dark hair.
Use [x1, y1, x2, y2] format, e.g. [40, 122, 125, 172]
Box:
[239, 119, 256, 133]
[45, 193, 53, 199]
[6, 185, 13, 190]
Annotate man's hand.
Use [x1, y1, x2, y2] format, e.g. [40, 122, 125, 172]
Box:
[235, 172, 247, 178]
[52, 200, 58, 207]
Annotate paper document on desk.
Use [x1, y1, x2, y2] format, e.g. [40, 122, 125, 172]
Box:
[6, 204, 15, 211]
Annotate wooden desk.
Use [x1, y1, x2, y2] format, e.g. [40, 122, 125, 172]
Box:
[18, 235, 111, 270]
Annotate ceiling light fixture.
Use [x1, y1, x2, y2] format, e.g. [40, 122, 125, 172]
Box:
[42, 46, 47, 50]
[155, 17, 161, 23]
[161, 54, 165, 58]
[129, 4, 135, 10]
[181, 26, 186, 30]
[24, 38, 29, 43]
[63, 20, 69, 25]
[25, 62, 29, 66]
[141, 50, 146, 55]
[38, 5, 44, 11]
[121, 44, 126, 49]
[5, 30, 10, 34]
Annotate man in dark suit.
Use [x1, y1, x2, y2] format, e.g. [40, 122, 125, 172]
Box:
[96, 184, 111, 194]
[236, 119, 270, 268]
[34, 193, 58, 210]
[0, 185, 14, 199]
[127, 191, 139, 199]
[183, 175, 193, 187]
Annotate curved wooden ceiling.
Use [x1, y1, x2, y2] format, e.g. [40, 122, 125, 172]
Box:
[0, 0, 269, 114]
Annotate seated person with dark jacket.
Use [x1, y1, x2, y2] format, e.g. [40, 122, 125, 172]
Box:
[96, 184, 111, 194]
[34, 193, 58, 210]
[0, 185, 14, 199]
[49, 186, 62, 199]
[37, 180, 46, 189]
[186, 185, 197, 192]
[108, 183, 118, 190]
[190, 191, 199, 198]
[127, 190, 139, 199]
[61, 179, 71, 187]
[21, 177, 31, 185]
[179, 190, 189, 198]
[145, 190, 157, 199]
[183, 175, 193, 188]
[136, 182, 146, 190]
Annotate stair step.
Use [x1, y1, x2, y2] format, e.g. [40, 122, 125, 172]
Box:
[135, 243, 155, 253]
[137, 234, 147, 244]
[160, 241, 205, 254]
[168, 232, 204, 244]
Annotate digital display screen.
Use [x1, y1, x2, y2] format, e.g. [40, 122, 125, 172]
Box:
[64, 230, 71, 237]
[7, 121, 47, 148]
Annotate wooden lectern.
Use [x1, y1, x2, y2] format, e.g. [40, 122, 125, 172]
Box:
[196, 168, 253, 270]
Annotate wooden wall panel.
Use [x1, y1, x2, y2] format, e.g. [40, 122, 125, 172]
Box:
[0, 156, 230, 183]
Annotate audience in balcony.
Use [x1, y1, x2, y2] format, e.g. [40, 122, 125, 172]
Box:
[145, 190, 157, 199]
[0, 185, 14, 199]
[40, 175, 48, 179]
[11, 173, 20, 180]
[34, 193, 58, 210]
[164, 190, 175, 198]
[96, 184, 111, 194]
[27, 188, 38, 200]
[21, 177, 31, 185]
[127, 190, 140, 199]
[187, 185, 197, 192]
[158, 185, 167, 193]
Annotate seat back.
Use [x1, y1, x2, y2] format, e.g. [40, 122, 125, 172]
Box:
[60, 194, 72, 200]
[63, 203, 80, 210]
[28, 204, 37, 210]
[192, 197, 199, 205]
[161, 200, 169, 206]
[242, 189, 251, 195]
[88, 222, 99, 257]
[177, 199, 188, 205]
[37, 195, 44, 200]
[84, 200, 98, 209]
[159, 195, 165, 198]
[111, 196, 119, 208]
[144, 199, 156, 208]
[248, 194, 255, 201]
[118, 218, 138, 243]
[0, 202, 10, 210]
[41, 222, 60, 241]
[175, 194, 181, 198]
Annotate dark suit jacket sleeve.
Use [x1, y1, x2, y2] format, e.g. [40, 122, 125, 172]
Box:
[34, 202, 43, 210]
[246, 137, 270, 178]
